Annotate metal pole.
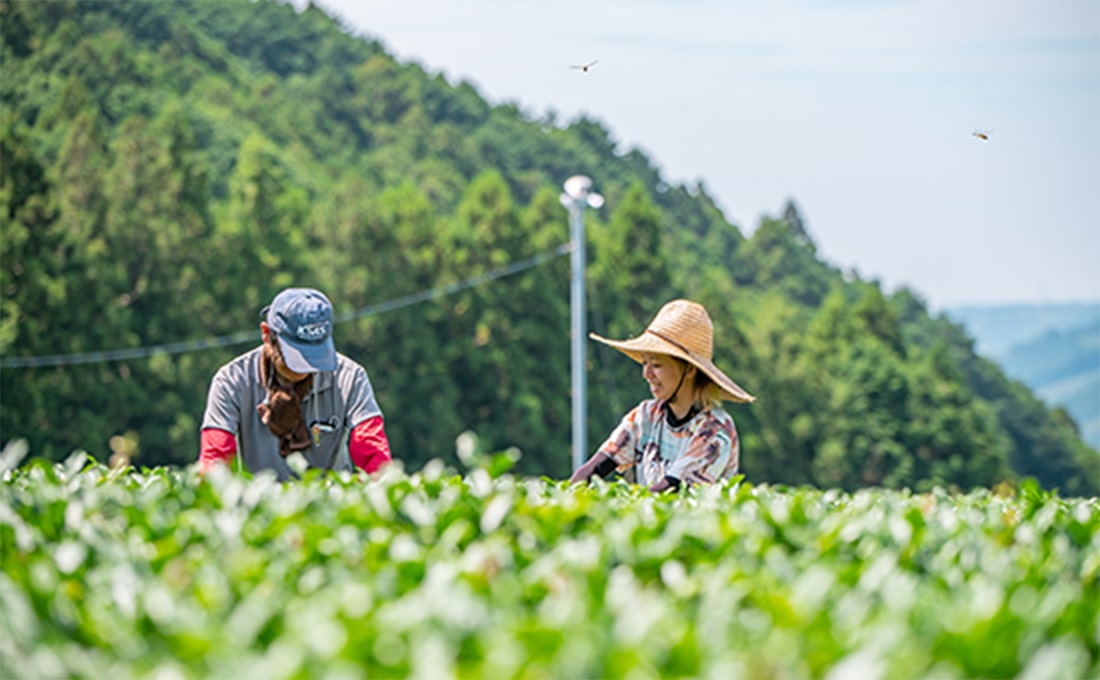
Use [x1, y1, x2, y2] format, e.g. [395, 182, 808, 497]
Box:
[569, 198, 587, 473]
[561, 176, 602, 473]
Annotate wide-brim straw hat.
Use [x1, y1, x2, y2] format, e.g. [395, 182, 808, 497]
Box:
[589, 299, 755, 403]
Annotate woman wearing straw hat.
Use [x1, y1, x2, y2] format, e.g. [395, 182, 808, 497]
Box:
[570, 299, 754, 492]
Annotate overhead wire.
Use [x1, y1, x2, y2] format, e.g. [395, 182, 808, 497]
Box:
[0, 243, 573, 369]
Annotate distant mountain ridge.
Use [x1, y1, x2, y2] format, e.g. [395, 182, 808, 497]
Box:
[945, 303, 1100, 450]
[945, 302, 1099, 357]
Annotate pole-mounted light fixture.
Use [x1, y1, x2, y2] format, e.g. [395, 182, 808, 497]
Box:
[560, 176, 604, 473]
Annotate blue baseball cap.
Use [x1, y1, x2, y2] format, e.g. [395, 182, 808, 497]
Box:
[263, 288, 337, 373]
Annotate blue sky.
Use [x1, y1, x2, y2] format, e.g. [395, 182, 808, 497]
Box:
[300, 0, 1099, 310]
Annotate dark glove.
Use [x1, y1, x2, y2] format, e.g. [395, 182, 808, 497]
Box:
[569, 452, 617, 483]
[647, 475, 682, 493]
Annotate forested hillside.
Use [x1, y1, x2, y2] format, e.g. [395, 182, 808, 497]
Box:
[2, 0, 1097, 495]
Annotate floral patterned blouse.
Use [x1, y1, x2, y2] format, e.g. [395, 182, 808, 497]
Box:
[595, 399, 740, 487]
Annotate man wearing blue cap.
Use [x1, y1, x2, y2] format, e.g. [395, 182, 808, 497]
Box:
[199, 287, 392, 480]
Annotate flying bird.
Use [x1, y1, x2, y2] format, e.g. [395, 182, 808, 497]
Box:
[972, 129, 993, 141]
[571, 59, 598, 73]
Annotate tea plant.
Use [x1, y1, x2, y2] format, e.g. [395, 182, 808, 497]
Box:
[2, 445, 1097, 679]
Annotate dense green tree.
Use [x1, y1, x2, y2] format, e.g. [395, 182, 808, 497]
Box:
[437, 171, 543, 463]
[325, 181, 466, 470]
[589, 181, 672, 333]
[730, 291, 819, 485]
[739, 210, 841, 308]
[586, 182, 675, 447]
[903, 343, 1012, 490]
[507, 186, 573, 476]
[813, 336, 912, 490]
[0, 118, 65, 459]
[802, 288, 1015, 491]
[660, 182, 746, 302]
[1, 117, 65, 356]
[218, 131, 311, 306]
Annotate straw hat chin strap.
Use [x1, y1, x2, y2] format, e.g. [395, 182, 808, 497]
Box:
[667, 362, 689, 405]
[647, 328, 701, 407]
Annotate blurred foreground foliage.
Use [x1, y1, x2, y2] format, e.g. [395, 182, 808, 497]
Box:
[2, 448, 1097, 679]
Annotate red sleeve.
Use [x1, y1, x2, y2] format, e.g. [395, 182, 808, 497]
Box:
[350, 416, 392, 474]
[200, 428, 237, 472]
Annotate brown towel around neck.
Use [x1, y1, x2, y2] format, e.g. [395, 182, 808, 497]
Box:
[258, 343, 314, 457]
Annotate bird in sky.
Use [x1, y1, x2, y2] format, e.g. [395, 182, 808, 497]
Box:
[972, 129, 993, 141]
[571, 59, 598, 73]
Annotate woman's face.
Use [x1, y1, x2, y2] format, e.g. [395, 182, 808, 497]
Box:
[640, 353, 689, 402]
